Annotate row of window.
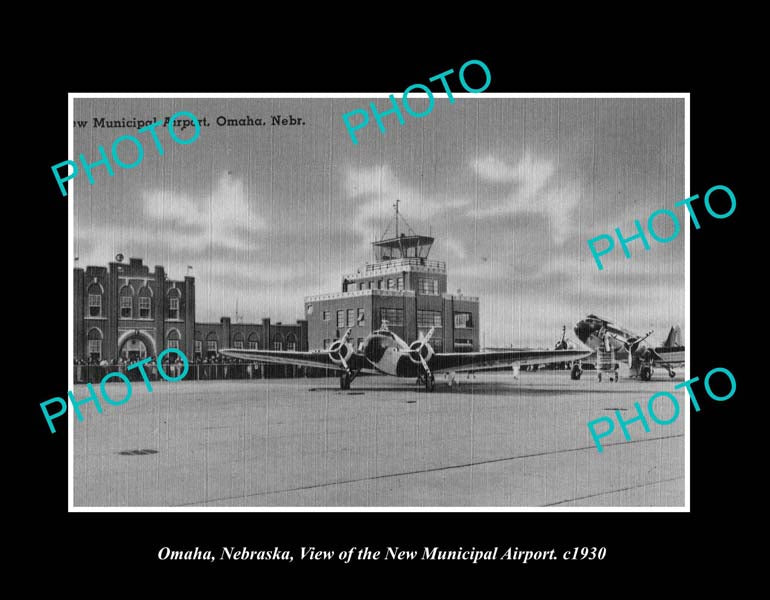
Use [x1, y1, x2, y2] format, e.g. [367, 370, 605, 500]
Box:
[417, 278, 439, 296]
[378, 309, 473, 329]
[88, 294, 181, 319]
[86, 331, 298, 361]
[331, 308, 366, 328]
[192, 340, 297, 353]
[351, 277, 405, 291]
[417, 310, 442, 328]
[347, 277, 440, 295]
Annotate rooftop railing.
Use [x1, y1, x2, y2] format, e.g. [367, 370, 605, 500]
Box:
[345, 258, 446, 279]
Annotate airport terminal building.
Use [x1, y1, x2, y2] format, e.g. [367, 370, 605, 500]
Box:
[304, 214, 480, 352]
[73, 257, 307, 363]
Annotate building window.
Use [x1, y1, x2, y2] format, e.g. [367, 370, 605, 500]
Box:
[139, 296, 151, 318]
[380, 307, 404, 326]
[357, 337, 364, 351]
[454, 338, 473, 352]
[233, 334, 244, 349]
[431, 338, 443, 352]
[120, 295, 132, 318]
[387, 279, 395, 290]
[377, 280, 382, 289]
[454, 312, 473, 329]
[418, 278, 439, 295]
[87, 328, 103, 361]
[322, 311, 330, 321]
[337, 310, 345, 328]
[167, 328, 181, 350]
[358, 282, 364, 290]
[357, 308, 365, 324]
[417, 310, 443, 328]
[272, 334, 283, 350]
[286, 334, 298, 351]
[169, 297, 180, 319]
[397, 276, 404, 290]
[88, 294, 101, 317]
[347, 309, 355, 327]
[248, 333, 259, 349]
[88, 339, 102, 361]
[207, 340, 217, 353]
[195, 340, 202, 357]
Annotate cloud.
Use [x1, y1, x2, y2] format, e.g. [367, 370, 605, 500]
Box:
[342, 164, 469, 255]
[468, 152, 581, 242]
[142, 173, 267, 252]
[472, 152, 553, 188]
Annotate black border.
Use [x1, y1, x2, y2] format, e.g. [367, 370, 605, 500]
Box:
[28, 45, 748, 579]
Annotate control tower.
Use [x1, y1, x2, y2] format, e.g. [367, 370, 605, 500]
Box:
[304, 201, 479, 353]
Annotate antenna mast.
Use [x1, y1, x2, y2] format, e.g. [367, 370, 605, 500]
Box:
[393, 199, 400, 237]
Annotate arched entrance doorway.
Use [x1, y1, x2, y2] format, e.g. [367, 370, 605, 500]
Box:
[118, 330, 157, 362]
[123, 338, 147, 361]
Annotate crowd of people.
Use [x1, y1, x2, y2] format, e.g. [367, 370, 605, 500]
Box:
[73, 354, 312, 383]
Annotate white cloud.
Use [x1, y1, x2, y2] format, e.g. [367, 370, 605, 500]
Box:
[142, 173, 267, 252]
[468, 152, 581, 242]
[343, 164, 469, 254]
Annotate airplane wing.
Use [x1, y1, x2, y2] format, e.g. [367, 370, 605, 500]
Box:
[647, 346, 685, 367]
[218, 348, 367, 372]
[427, 347, 593, 374]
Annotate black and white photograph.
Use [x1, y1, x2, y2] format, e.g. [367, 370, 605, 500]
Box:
[70, 94, 687, 509]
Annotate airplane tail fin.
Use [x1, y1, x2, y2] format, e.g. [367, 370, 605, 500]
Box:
[663, 325, 682, 348]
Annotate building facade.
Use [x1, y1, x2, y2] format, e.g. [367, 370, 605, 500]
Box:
[304, 215, 480, 352]
[74, 257, 307, 363]
[194, 317, 307, 361]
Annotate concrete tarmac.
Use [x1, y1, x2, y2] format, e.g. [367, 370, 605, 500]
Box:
[72, 371, 685, 508]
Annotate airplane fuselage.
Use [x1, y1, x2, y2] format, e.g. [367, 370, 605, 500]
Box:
[572, 314, 684, 380]
[362, 330, 422, 377]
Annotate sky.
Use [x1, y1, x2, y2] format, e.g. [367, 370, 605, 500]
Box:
[73, 96, 685, 348]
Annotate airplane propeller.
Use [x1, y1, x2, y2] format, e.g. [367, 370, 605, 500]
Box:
[555, 325, 568, 350]
[327, 328, 354, 375]
[608, 330, 654, 368]
[408, 327, 435, 383]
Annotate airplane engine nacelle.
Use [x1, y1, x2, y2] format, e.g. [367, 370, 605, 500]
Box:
[328, 339, 354, 366]
[408, 340, 434, 365]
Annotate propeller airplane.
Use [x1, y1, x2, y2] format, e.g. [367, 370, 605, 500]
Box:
[571, 314, 685, 381]
[219, 323, 592, 392]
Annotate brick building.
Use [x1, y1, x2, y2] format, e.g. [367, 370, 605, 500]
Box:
[194, 317, 307, 361]
[304, 207, 480, 352]
[73, 257, 306, 363]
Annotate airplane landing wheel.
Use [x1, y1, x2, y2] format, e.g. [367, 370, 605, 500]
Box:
[570, 364, 582, 380]
[340, 373, 351, 390]
[425, 374, 435, 392]
[640, 366, 652, 381]
[669, 371, 676, 378]
[598, 372, 602, 382]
